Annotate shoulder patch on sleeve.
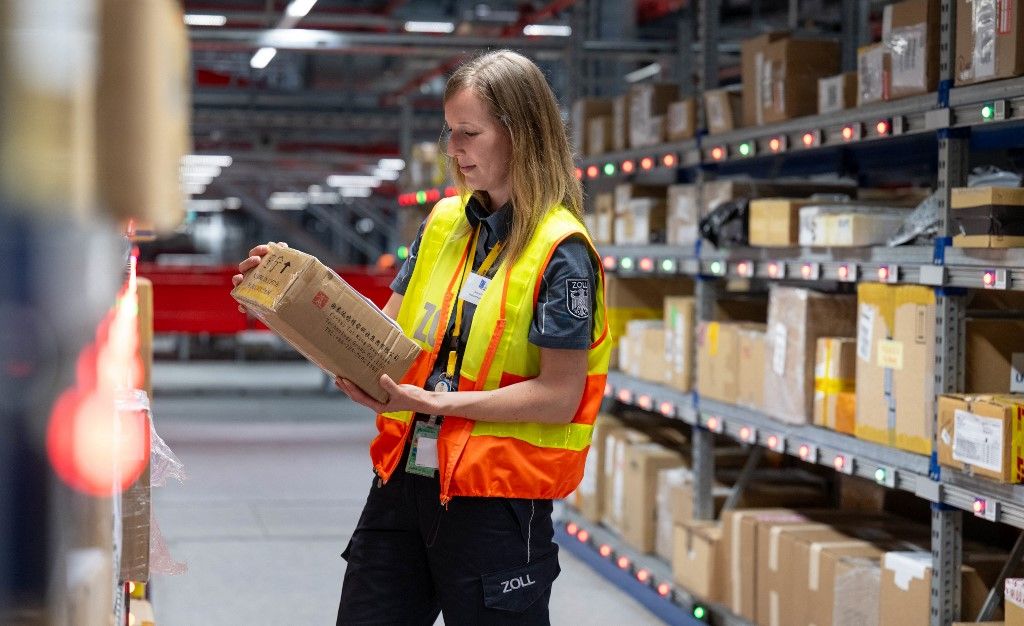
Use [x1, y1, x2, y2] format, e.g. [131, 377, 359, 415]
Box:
[565, 278, 591, 319]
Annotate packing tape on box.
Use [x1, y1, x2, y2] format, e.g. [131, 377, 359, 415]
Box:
[808, 541, 867, 591]
[730, 511, 806, 614]
[883, 551, 930, 591]
[769, 524, 830, 572]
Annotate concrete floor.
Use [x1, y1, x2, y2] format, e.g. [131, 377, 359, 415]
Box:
[150, 361, 662, 625]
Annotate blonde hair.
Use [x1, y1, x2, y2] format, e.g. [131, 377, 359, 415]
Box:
[443, 49, 584, 268]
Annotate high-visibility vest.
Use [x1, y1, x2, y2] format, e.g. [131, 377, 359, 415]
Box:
[369, 195, 611, 502]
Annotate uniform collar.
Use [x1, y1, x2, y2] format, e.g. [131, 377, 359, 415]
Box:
[465, 195, 513, 243]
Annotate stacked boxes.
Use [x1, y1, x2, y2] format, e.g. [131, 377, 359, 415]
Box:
[612, 95, 630, 152]
[703, 88, 741, 135]
[879, 551, 1005, 625]
[952, 187, 1024, 249]
[752, 37, 841, 124]
[667, 98, 697, 141]
[620, 443, 687, 552]
[629, 83, 678, 148]
[813, 338, 857, 434]
[955, 0, 1024, 86]
[818, 72, 858, 114]
[741, 32, 789, 126]
[737, 326, 768, 410]
[666, 184, 700, 247]
[571, 413, 624, 523]
[603, 428, 651, 534]
[937, 394, 1024, 483]
[663, 297, 696, 392]
[748, 198, 818, 247]
[586, 115, 612, 156]
[572, 97, 613, 156]
[604, 275, 693, 356]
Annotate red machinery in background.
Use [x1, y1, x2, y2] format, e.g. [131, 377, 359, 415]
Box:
[137, 263, 396, 335]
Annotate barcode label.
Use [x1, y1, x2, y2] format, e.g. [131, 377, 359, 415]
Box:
[974, 0, 997, 78]
[890, 25, 927, 90]
[857, 305, 876, 362]
[953, 409, 1004, 473]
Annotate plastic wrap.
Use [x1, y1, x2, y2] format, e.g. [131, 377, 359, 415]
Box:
[973, 0, 997, 80]
[150, 420, 186, 487]
[149, 516, 187, 576]
[833, 557, 880, 626]
[115, 390, 152, 582]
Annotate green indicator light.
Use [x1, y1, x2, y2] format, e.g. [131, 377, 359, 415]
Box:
[710, 261, 723, 275]
[982, 103, 994, 120]
[661, 259, 675, 272]
[620, 257, 634, 271]
[603, 163, 615, 176]
[416, 191, 427, 204]
[874, 468, 887, 483]
[739, 142, 752, 156]
[693, 606, 707, 620]
[396, 245, 409, 260]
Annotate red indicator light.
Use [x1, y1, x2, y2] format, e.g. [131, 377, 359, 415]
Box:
[639, 257, 654, 272]
[604, 383, 612, 397]
[838, 265, 850, 280]
[769, 138, 782, 152]
[739, 426, 751, 440]
[575, 167, 582, 180]
[659, 401, 673, 416]
[878, 266, 889, 282]
[586, 165, 599, 179]
[617, 389, 631, 403]
[983, 271, 996, 286]
[802, 132, 815, 147]
[799, 444, 810, 459]
[577, 529, 590, 543]
[833, 456, 845, 471]
[602, 256, 616, 270]
[566, 522, 578, 536]
[876, 120, 890, 136]
[640, 157, 654, 170]
[842, 126, 854, 141]
[617, 556, 631, 569]
[426, 189, 441, 202]
[706, 417, 718, 431]
[767, 435, 779, 448]
[636, 569, 650, 583]
[973, 499, 986, 514]
[768, 262, 779, 278]
[662, 154, 677, 167]
[711, 147, 725, 161]
[657, 583, 671, 597]
[599, 544, 612, 557]
[737, 261, 748, 275]
[801, 264, 812, 279]
[638, 394, 652, 410]
[445, 186, 458, 197]
[622, 160, 635, 174]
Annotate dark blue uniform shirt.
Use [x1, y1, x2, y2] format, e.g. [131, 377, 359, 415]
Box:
[391, 196, 598, 393]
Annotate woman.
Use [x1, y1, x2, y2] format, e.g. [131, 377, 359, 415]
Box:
[234, 50, 609, 624]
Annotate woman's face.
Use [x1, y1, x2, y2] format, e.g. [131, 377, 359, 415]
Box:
[443, 88, 512, 210]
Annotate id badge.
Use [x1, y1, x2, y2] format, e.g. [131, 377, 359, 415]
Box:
[405, 421, 440, 477]
[459, 272, 490, 305]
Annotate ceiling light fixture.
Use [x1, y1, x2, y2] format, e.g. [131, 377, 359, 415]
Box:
[250, 47, 278, 69]
[378, 158, 406, 170]
[625, 63, 661, 83]
[523, 24, 571, 37]
[404, 21, 456, 33]
[285, 0, 318, 18]
[327, 175, 381, 188]
[184, 14, 227, 27]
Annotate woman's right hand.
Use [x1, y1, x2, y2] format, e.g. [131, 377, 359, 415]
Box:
[232, 241, 288, 312]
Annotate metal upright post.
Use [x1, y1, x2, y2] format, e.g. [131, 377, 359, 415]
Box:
[697, 0, 720, 92]
[675, 8, 695, 98]
[692, 277, 725, 521]
[840, 0, 869, 72]
[931, 504, 963, 626]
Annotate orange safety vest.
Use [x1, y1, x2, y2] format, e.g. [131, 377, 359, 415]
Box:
[369, 195, 611, 502]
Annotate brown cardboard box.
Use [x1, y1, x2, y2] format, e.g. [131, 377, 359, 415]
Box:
[612, 95, 630, 152]
[232, 244, 421, 402]
[858, 43, 892, 105]
[663, 296, 695, 392]
[606, 276, 693, 355]
[629, 83, 678, 148]
[856, 284, 896, 447]
[636, 324, 669, 384]
[697, 321, 760, 403]
[702, 179, 856, 217]
[1006, 578, 1024, 625]
[667, 184, 700, 247]
[614, 198, 668, 245]
[955, 0, 1024, 86]
[952, 187, 1024, 249]
[594, 192, 615, 245]
[937, 394, 1024, 483]
[621, 443, 686, 552]
[757, 38, 841, 124]
[137, 278, 154, 398]
[880, 551, 1005, 626]
[667, 99, 697, 141]
[615, 183, 666, 214]
[967, 319, 1024, 393]
[741, 32, 790, 127]
[813, 337, 857, 434]
[603, 428, 651, 534]
[703, 88, 741, 135]
[893, 286, 937, 454]
[883, 0, 939, 99]
[819, 212, 907, 247]
[757, 523, 843, 626]
[749, 198, 818, 247]
[657, 468, 696, 560]
[572, 413, 623, 522]
[737, 326, 767, 410]
[818, 72, 858, 114]
[622, 320, 662, 378]
[96, 0, 191, 233]
[672, 521, 723, 602]
[763, 287, 857, 425]
[571, 97, 613, 155]
[804, 541, 887, 626]
[585, 115, 611, 156]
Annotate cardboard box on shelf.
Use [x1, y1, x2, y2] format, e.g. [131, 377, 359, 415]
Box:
[737, 326, 767, 410]
[572, 413, 624, 523]
[635, 322, 670, 384]
[756, 38, 841, 124]
[585, 115, 611, 156]
[621, 443, 686, 552]
[858, 43, 892, 105]
[614, 198, 668, 245]
[571, 97, 613, 155]
[231, 244, 421, 403]
[603, 428, 651, 534]
[803, 541, 887, 626]
[667, 99, 697, 141]
[622, 320, 662, 378]
[628, 83, 678, 148]
[883, 0, 939, 99]
[593, 193, 615, 245]
[937, 394, 1024, 483]
[955, 0, 1024, 86]
[952, 186, 1024, 249]
[1006, 578, 1024, 625]
[702, 179, 856, 218]
[880, 551, 1005, 626]
[763, 286, 858, 425]
[612, 95, 630, 152]
[703, 88, 741, 135]
[663, 296, 695, 392]
[817, 212, 907, 247]
[697, 321, 758, 404]
[749, 198, 818, 247]
[605, 275, 693, 354]
[672, 521, 723, 602]
[656, 468, 693, 561]
[966, 319, 1024, 393]
[667, 184, 700, 247]
[741, 32, 790, 126]
[856, 284, 896, 447]
[757, 523, 847, 626]
[813, 337, 857, 435]
[818, 72, 858, 114]
[615, 183, 666, 214]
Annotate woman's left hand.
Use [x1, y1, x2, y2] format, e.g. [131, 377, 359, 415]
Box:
[335, 374, 436, 415]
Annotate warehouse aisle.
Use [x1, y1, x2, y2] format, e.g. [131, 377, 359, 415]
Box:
[149, 362, 663, 625]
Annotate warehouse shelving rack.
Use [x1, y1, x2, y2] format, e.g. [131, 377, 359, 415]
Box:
[558, 0, 1024, 624]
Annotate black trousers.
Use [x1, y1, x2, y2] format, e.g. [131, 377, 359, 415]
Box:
[336, 458, 560, 625]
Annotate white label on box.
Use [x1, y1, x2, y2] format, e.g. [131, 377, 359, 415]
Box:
[953, 409, 1004, 473]
[974, 0, 997, 79]
[1007, 578, 1024, 608]
[772, 323, 787, 376]
[1011, 353, 1024, 393]
[859, 46, 886, 104]
[890, 25, 927, 90]
[857, 305, 876, 362]
[708, 96, 725, 130]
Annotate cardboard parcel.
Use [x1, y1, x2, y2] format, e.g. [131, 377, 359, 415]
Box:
[231, 244, 421, 402]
